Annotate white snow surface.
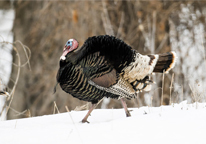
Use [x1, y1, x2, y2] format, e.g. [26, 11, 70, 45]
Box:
[0, 101, 206, 144]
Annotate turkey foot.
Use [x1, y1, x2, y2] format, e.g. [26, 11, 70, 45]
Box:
[120, 98, 131, 117]
[126, 111, 131, 117]
[81, 119, 90, 123]
[81, 104, 97, 123]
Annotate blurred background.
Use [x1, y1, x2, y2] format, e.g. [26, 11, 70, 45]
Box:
[0, 0, 206, 120]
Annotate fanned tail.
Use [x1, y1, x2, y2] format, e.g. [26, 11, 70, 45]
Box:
[152, 51, 176, 73]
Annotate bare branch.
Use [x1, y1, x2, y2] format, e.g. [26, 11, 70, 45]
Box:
[101, 0, 114, 36]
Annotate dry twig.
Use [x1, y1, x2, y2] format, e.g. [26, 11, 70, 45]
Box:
[0, 39, 31, 118]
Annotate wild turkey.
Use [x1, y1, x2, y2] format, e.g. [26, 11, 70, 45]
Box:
[54, 35, 176, 123]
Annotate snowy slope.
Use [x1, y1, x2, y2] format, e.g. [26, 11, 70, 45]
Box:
[0, 101, 206, 144]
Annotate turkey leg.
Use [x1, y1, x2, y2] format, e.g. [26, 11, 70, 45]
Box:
[120, 98, 131, 117]
[82, 103, 97, 123]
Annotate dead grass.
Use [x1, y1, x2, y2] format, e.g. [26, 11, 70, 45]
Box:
[0, 39, 31, 118]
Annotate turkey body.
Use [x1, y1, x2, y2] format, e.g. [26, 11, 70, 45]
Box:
[56, 57, 119, 104]
[57, 35, 136, 103]
[55, 35, 176, 122]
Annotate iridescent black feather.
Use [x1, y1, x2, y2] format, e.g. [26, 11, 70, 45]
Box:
[56, 35, 136, 104]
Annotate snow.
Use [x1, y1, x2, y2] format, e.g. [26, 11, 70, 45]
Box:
[0, 101, 206, 144]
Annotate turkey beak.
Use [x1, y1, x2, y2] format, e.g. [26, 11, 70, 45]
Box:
[60, 46, 70, 60]
[63, 46, 66, 51]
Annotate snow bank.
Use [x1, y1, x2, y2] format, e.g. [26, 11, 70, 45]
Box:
[0, 102, 206, 144]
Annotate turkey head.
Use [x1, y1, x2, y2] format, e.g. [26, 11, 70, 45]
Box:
[60, 39, 79, 60]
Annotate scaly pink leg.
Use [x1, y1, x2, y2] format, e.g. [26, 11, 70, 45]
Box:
[120, 98, 131, 117]
[81, 104, 97, 123]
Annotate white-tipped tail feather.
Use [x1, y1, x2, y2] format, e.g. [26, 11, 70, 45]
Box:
[153, 51, 177, 73]
[164, 51, 177, 73]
